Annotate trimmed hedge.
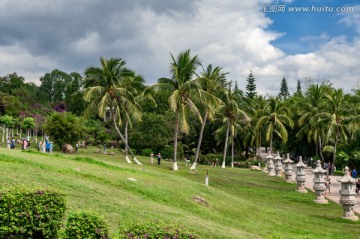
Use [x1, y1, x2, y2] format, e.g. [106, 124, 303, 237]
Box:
[117, 219, 198, 239]
[0, 186, 66, 239]
[63, 210, 109, 239]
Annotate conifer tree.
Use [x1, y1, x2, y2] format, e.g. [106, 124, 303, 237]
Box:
[245, 70, 256, 99]
[295, 80, 302, 96]
[278, 77, 290, 100]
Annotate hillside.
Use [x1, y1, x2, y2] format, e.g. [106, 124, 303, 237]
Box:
[1, 147, 359, 239]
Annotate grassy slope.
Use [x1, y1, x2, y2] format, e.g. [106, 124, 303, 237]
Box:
[0, 147, 360, 239]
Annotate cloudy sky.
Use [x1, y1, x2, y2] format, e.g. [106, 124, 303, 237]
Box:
[0, 0, 359, 95]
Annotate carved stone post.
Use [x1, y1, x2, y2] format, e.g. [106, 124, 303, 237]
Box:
[266, 151, 275, 176]
[312, 160, 328, 204]
[283, 153, 294, 183]
[274, 151, 283, 177]
[338, 167, 358, 221]
[295, 156, 307, 193]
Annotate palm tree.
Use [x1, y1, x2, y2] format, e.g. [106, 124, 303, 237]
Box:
[83, 57, 142, 164]
[189, 64, 225, 170]
[243, 95, 267, 159]
[148, 50, 202, 170]
[119, 70, 144, 163]
[296, 84, 331, 161]
[255, 96, 294, 154]
[216, 85, 250, 168]
[315, 88, 351, 164]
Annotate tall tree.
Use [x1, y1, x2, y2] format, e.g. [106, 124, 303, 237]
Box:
[119, 70, 143, 162]
[38, 69, 69, 103]
[278, 77, 290, 100]
[295, 80, 302, 97]
[189, 64, 224, 170]
[296, 84, 332, 161]
[256, 96, 294, 153]
[245, 70, 256, 99]
[316, 89, 351, 164]
[83, 57, 142, 164]
[147, 49, 202, 170]
[216, 84, 250, 168]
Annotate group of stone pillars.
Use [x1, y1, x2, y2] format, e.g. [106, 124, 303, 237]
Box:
[264, 151, 358, 221]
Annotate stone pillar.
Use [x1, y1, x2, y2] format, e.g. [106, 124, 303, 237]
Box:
[312, 160, 328, 204]
[283, 153, 294, 183]
[274, 151, 283, 177]
[338, 166, 359, 221]
[295, 156, 307, 193]
[266, 151, 275, 176]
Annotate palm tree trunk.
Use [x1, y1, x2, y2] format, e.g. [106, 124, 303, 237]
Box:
[172, 111, 179, 171]
[269, 134, 273, 154]
[231, 132, 234, 168]
[333, 131, 339, 165]
[190, 111, 208, 170]
[6, 128, 8, 142]
[222, 121, 230, 168]
[318, 136, 325, 162]
[2, 127, 5, 142]
[111, 111, 142, 165]
[258, 133, 262, 159]
[125, 120, 128, 157]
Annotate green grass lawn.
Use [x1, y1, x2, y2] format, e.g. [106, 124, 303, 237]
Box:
[1, 146, 359, 239]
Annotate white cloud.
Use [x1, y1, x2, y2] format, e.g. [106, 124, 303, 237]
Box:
[0, 0, 359, 97]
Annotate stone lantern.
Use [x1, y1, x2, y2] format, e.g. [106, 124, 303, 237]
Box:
[266, 151, 275, 176]
[283, 153, 294, 183]
[295, 156, 307, 193]
[312, 160, 328, 204]
[274, 151, 283, 177]
[337, 166, 358, 221]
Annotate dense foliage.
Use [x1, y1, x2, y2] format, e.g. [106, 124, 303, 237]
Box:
[0, 186, 65, 239]
[117, 219, 198, 239]
[63, 210, 109, 239]
[2, 52, 360, 169]
[43, 112, 85, 149]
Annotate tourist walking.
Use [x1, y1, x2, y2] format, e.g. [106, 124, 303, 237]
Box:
[42, 141, 46, 153]
[157, 153, 162, 165]
[352, 168, 357, 179]
[6, 138, 10, 149]
[10, 138, 15, 149]
[45, 141, 51, 153]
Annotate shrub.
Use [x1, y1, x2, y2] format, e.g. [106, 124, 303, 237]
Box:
[141, 148, 153, 156]
[117, 219, 198, 239]
[0, 186, 66, 239]
[63, 210, 109, 239]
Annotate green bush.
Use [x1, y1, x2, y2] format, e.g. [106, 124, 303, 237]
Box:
[116, 219, 198, 239]
[141, 148, 153, 156]
[0, 186, 66, 239]
[63, 210, 109, 239]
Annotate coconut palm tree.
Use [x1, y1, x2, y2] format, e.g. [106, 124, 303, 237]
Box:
[243, 95, 267, 159]
[147, 49, 202, 170]
[296, 84, 331, 161]
[315, 88, 351, 164]
[83, 57, 142, 164]
[216, 85, 250, 168]
[119, 70, 144, 163]
[255, 96, 294, 154]
[189, 64, 225, 170]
